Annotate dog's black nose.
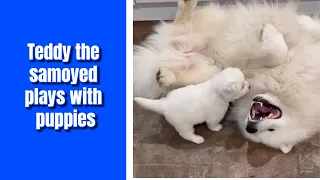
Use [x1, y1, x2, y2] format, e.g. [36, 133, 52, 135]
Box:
[248, 85, 251, 89]
[246, 126, 258, 134]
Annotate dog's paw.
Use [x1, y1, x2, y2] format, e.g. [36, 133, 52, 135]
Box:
[280, 144, 293, 154]
[208, 124, 223, 132]
[297, 15, 314, 31]
[261, 23, 282, 42]
[192, 136, 205, 144]
[185, 0, 198, 8]
[260, 23, 288, 62]
[156, 68, 176, 87]
[178, 0, 198, 7]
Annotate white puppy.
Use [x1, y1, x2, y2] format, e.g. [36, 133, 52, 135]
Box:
[134, 68, 250, 144]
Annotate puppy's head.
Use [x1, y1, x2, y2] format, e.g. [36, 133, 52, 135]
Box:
[218, 67, 250, 101]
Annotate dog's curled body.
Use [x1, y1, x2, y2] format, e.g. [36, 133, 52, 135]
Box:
[134, 2, 308, 98]
[133, 0, 320, 153]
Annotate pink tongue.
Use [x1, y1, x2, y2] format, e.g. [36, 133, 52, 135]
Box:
[254, 104, 270, 113]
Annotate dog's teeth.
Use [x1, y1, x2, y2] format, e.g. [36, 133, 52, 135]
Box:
[260, 117, 262, 120]
[259, 102, 263, 107]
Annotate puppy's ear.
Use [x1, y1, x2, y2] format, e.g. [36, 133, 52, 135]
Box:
[169, 36, 210, 55]
[226, 82, 237, 93]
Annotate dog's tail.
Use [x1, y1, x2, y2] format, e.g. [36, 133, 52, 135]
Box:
[173, 0, 198, 24]
[134, 97, 165, 115]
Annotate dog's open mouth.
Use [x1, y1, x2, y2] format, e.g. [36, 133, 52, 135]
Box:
[249, 97, 282, 121]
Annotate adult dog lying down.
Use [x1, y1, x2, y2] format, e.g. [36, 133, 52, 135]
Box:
[133, 0, 320, 153]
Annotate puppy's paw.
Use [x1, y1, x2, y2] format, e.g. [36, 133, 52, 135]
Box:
[208, 124, 223, 132]
[156, 68, 176, 87]
[192, 135, 205, 144]
[280, 144, 293, 154]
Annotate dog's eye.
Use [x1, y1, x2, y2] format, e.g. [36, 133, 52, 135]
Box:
[268, 128, 275, 131]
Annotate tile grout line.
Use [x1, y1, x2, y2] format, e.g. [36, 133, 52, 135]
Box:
[134, 162, 213, 166]
[297, 149, 301, 177]
[133, 101, 148, 145]
[139, 108, 148, 132]
[133, 109, 149, 160]
[133, 109, 149, 177]
[209, 134, 214, 172]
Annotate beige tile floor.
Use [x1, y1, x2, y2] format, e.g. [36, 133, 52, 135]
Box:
[133, 21, 320, 178]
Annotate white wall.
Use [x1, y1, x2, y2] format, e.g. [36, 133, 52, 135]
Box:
[133, 0, 320, 21]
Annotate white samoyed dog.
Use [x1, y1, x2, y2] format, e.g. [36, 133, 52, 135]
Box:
[134, 68, 250, 144]
[133, 0, 320, 153]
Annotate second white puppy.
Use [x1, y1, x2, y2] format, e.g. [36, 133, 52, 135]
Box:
[134, 67, 250, 144]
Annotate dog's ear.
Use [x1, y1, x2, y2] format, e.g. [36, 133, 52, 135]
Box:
[226, 82, 237, 93]
[169, 35, 210, 55]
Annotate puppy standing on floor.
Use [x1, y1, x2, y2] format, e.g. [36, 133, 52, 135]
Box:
[134, 68, 250, 144]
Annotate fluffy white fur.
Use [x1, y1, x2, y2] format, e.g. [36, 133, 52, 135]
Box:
[134, 68, 250, 144]
[133, 0, 320, 153]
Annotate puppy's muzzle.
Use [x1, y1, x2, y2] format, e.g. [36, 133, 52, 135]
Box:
[246, 121, 258, 134]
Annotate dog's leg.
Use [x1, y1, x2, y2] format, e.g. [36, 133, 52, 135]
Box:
[180, 62, 222, 86]
[176, 125, 204, 144]
[260, 23, 288, 67]
[156, 68, 177, 87]
[156, 60, 192, 87]
[174, 0, 198, 24]
[156, 35, 215, 87]
[297, 15, 320, 38]
[297, 15, 317, 30]
[157, 61, 221, 87]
